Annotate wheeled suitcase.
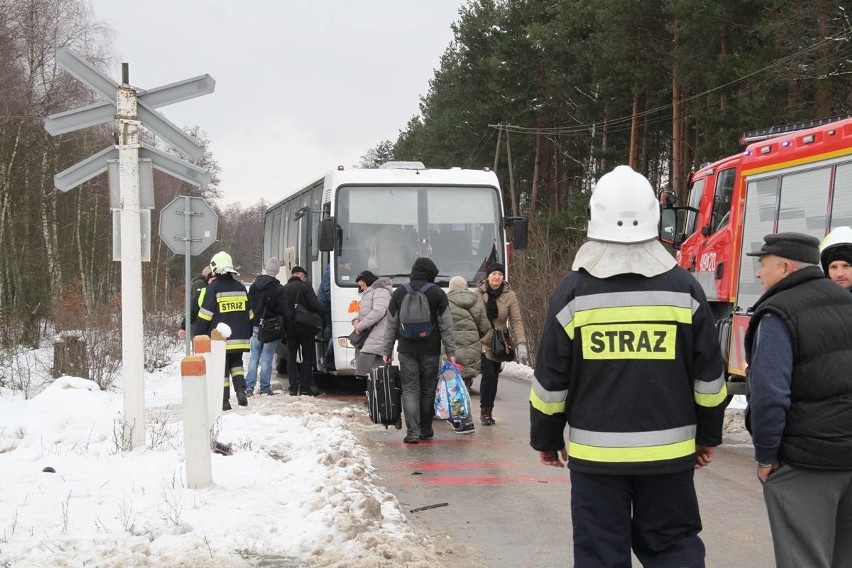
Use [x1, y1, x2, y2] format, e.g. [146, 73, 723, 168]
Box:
[367, 365, 402, 429]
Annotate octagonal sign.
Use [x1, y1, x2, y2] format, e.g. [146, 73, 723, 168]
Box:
[159, 196, 218, 256]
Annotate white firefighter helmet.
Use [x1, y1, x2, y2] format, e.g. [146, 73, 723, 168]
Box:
[209, 251, 238, 275]
[819, 226, 852, 274]
[587, 165, 660, 244]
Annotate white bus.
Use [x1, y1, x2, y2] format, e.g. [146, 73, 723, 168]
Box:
[263, 162, 527, 377]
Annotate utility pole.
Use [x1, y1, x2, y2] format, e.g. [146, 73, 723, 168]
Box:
[493, 122, 503, 172]
[506, 127, 517, 217]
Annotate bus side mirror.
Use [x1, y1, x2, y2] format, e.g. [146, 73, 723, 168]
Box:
[318, 218, 336, 252]
[505, 217, 528, 250]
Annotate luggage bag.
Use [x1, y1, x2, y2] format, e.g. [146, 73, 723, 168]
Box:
[367, 365, 402, 429]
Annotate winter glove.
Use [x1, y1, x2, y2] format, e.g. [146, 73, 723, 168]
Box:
[517, 344, 528, 363]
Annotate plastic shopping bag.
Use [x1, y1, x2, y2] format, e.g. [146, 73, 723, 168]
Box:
[434, 360, 471, 420]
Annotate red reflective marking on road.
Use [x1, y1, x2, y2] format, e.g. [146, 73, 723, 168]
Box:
[397, 474, 568, 486]
[390, 461, 501, 471]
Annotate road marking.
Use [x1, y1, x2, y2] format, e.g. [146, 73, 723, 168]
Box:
[386, 460, 569, 486]
[396, 473, 568, 486]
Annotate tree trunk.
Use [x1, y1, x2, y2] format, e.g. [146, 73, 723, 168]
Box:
[40, 140, 63, 290]
[672, 80, 682, 202]
[0, 124, 23, 306]
[552, 136, 561, 214]
[815, 0, 832, 116]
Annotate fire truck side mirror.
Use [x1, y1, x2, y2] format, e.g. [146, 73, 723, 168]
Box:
[659, 208, 678, 246]
[659, 189, 677, 209]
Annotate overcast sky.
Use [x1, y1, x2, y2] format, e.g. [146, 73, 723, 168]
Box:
[88, 0, 465, 207]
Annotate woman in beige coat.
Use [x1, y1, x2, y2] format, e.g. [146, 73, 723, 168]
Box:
[477, 262, 527, 425]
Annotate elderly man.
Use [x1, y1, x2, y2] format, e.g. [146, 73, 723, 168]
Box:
[745, 232, 852, 568]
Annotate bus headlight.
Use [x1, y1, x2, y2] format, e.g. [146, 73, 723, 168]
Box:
[337, 336, 354, 348]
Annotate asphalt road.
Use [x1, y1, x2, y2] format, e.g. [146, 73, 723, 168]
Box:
[346, 375, 776, 568]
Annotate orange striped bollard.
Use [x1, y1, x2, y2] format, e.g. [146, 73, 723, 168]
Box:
[193, 334, 220, 426]
[181, 355, 212, 489]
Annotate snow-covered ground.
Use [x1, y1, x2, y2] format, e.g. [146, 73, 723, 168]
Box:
[0, 344, 474, 567]
[0, 343, 747, 567]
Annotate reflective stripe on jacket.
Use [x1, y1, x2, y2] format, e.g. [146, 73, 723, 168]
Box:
[530, 267, 726, 475]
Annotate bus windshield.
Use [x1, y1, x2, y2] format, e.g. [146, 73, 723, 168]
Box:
[335, 184, 502, 286]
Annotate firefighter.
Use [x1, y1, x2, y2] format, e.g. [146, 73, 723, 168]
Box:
[820, 226, 852, 291]
[178, 266, 215, 339]
[192, 251, 253, 410]
[530, 165, 727, 567]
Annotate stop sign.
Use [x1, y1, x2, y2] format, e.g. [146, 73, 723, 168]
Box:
[158, 196, 218, 256]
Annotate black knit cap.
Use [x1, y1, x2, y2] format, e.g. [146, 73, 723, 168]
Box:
[356, 270, 378, 286]
[487, 262, 505, 276]
[291, 265, 307, 275]
[746, 232, 820, 264]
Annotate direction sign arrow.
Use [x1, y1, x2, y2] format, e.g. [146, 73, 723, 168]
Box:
[138, 74, 216, 108]
[55, 48, 119, 103]
[44, 101, 115, 135]
[45, 74, 215, 136]
[54, 146, 118, 192]
[139, 144, 211, 187]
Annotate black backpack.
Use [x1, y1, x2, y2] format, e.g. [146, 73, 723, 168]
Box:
[398, 283, 436, 340]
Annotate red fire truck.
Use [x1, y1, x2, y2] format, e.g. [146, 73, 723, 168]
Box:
[661, 116, 852, 394]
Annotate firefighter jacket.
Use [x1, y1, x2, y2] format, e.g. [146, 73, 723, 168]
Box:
[179, 286, 207, 332]
[530, 267, 727, 475]
[192, 274, 253, 353]
[745, 266, 852, 470]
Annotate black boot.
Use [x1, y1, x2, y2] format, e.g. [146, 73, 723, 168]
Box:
[234, 378, 248, 407]
[222, 386, 232, 411]
[480, 406, 495, 426]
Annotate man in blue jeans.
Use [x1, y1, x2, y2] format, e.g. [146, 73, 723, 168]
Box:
[245, 257, 283, 395]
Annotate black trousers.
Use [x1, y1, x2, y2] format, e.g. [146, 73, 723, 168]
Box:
[224, 351, 246, 391]
[287, 335, 315, 394]
[570, 469, 705, 568]
[479, 354, 501, 407]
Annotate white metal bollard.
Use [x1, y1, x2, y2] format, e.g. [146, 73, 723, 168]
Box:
[209, 329, 227, 423]
[181, 355, 212, 489]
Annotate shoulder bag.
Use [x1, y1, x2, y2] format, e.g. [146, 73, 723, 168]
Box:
[348, 325, 371, 350]
[292, 285, 323, 337]
[489, 320, 515, 362]
[259, 297, 285, 343]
